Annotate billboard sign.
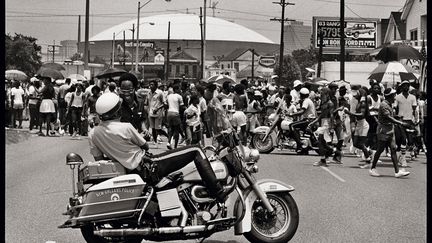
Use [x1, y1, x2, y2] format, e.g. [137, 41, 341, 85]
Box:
[314, 17, 378, 50]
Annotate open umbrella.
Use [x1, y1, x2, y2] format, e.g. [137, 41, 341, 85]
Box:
[5, 70, 28, 81]
[36, 67, 64, 80]
[67, 74, 87, 81]
[207, 74, 236, 85]
[368, 62, 418, 86]
[41, 62, 66, 71]
[95, 67, 127, 79]
[375, 44, 424, 63]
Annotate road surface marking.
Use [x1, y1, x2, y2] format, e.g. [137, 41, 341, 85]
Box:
[320, 166, 346, 182]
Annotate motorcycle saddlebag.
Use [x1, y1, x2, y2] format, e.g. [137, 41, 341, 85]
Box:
[79, 160, 126, 184]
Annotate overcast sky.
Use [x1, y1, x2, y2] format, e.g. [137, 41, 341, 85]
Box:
[6, 0, 406, 49]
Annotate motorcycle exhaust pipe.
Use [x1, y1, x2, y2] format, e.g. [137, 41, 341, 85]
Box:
[94, 225, 215, 237]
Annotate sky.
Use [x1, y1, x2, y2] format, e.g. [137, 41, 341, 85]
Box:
[6, 0, 406, 50]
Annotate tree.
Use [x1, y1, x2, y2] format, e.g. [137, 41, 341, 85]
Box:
[5, 33, 42, 76]
[70, 53, 83, 61]
[273, 54, 302, 88]
[292, 48, 318, 81]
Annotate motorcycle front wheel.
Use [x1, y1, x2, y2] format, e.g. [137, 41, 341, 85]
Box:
[244, 192, 299, 243]
[252, 134, 274, 154]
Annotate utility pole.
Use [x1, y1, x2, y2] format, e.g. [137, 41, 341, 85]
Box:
[271, 0, 294, 86]
[135, 0, 152, 73]
[77, 15, 81, 56]
[130, 23, 135, 68]
[209, 0, 219, 17]
[166, 21, 171, 82]
[200, 8, 204, 80]
[111, 32, 115, 67]
[251, 49, 255, 84]
[84, 0, 90, 70]
[202, 0, 207, 80]
[123, 30, 126, 68]
[317, 31, 324, 77]
[340, 0, 345, 81]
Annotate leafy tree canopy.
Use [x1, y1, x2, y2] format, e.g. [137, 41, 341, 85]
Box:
[292, 48, 318, 81]
[273, 54, 302, 88]
[5, 33, 42, 77]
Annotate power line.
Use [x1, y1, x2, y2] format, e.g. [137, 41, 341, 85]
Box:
[310, 0, 404, 8]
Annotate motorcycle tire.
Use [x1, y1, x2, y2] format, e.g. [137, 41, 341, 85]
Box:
[244, 192, 299, 243]
[252, 134, 274, 154]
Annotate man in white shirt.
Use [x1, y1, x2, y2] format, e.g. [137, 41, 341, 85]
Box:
[10, 81, 25, 128]
[165, 84, 184, 149]
[290, 80, 303, 106]
[147, 80, 165, 145]
[395, 80, 417, 161]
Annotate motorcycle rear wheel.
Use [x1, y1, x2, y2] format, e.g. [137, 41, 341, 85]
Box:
[252, 134, 274, 154]
[244, 192, 299, 243]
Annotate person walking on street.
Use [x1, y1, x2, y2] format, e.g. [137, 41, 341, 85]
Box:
[165, 84, 184, 149]
[328, 82, 345, 164]
[309, 87, 338, 167]
[10, 80, 25, 129]
[28, 79, 41, 131]
[368, 88, 410, 178]
[366, 81, 382, 151]
[344, 87, 372, 168]
[232, 84, 248, 145]
[147, 80, 165, 146]
[118, 73, 146, 133]
[69, 84, 85, 138]
[38, 77, 56, 136]
[58, 78, 71, 127]
[185, 94, 202, 145]
[395, 80, 417, 164]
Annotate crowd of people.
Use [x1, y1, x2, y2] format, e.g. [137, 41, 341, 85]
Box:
[5, 72, 427, 177]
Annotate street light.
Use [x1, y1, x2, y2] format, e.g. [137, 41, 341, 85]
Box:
[135, 0, 153, 72]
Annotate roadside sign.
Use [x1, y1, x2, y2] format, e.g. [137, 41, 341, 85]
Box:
[313, 17, 378, 50]
[259, 56, 276, 67]
[154, 53, 165, 64]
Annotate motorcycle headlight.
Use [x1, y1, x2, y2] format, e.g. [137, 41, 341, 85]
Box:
[249, 149, 260, 162]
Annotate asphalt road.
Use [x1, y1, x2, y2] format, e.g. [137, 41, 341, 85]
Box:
[5, 134, 427, 243]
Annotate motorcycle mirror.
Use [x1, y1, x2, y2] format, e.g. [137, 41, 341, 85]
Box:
[66, 153, 84, 166]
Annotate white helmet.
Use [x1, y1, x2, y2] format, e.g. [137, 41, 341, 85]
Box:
[95, 93, 122, 120]
[300, 87, 310, 95]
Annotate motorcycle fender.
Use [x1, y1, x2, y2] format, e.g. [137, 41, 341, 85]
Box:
[234, 179, 295, 235]
[252, 126, 277, 144]
[252, 126, 270, 134]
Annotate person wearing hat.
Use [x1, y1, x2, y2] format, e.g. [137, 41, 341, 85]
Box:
[367, 88, 410, 178]
[246, 90, 263, 135]
[28, 78, 42, 131]
[290, 80, 303, 106]
[289, 87, 317, 153]
[394, 80, 417, 164]
[89, 92, 229, 202]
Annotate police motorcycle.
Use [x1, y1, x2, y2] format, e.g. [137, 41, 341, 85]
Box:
[251, 102, 319, 155]
[59, 131, 299, 242]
